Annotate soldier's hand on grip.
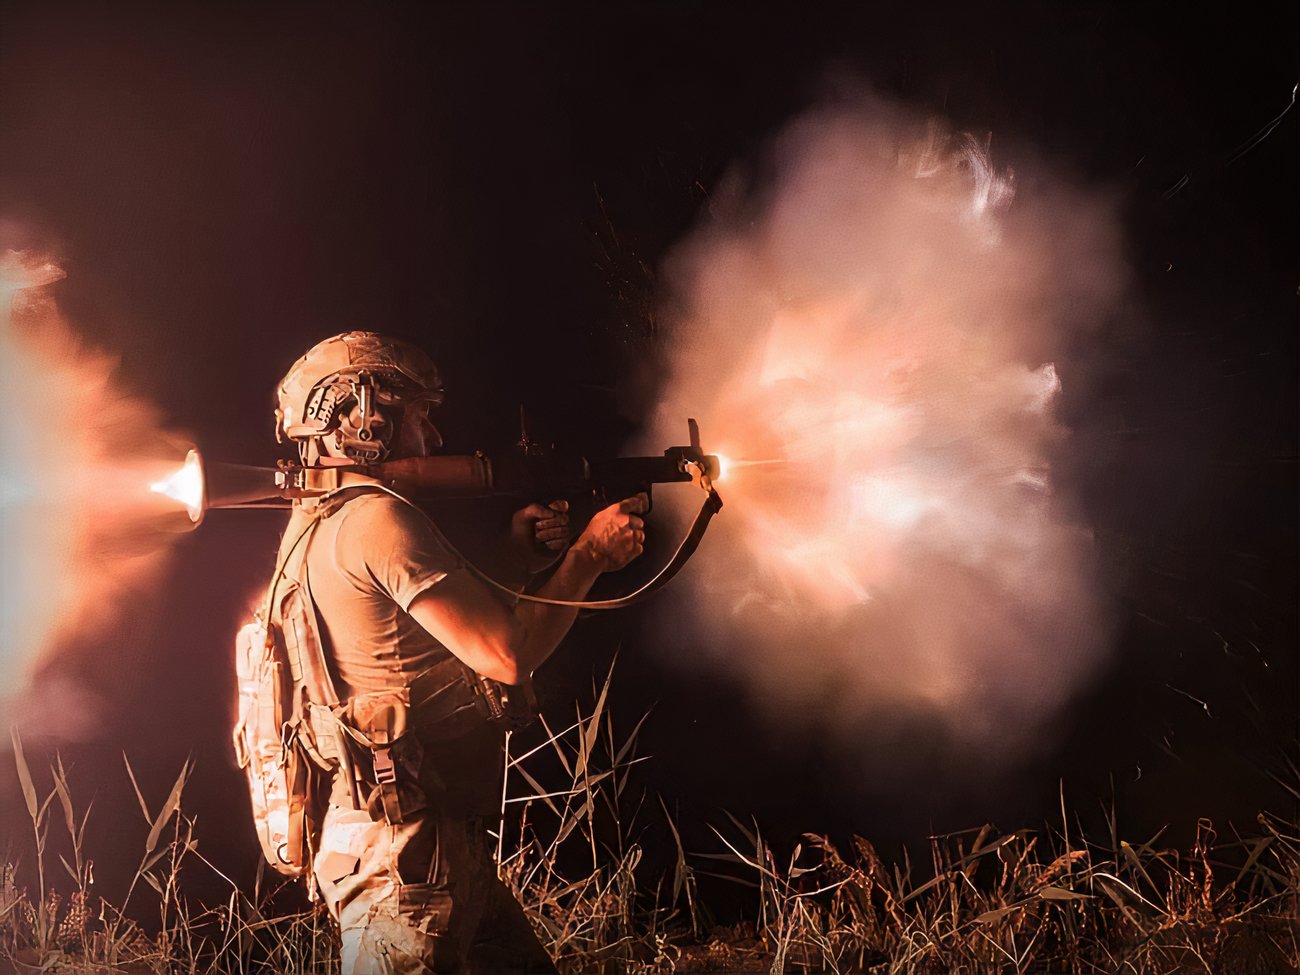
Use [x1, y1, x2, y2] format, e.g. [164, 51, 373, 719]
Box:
[511, 499, 571, 574]
[574, 493, 648, 573]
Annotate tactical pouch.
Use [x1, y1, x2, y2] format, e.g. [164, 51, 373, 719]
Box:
[347, 689, 428, 826]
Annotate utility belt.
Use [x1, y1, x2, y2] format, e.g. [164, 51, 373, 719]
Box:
[304, 665, 536, 825]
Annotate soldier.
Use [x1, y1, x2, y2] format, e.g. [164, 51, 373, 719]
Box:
[271, 331, 646, 973]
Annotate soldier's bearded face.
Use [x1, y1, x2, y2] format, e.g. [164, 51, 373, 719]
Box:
[394, 403, 442, 458]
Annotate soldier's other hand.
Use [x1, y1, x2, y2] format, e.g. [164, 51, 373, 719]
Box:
[574, 493, 648, 573]
[510, 499, 570, 573]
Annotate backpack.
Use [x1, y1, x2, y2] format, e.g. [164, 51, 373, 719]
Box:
[232, 517, 336, 879]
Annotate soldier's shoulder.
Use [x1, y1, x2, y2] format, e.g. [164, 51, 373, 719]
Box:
[333, 490, 428, 534]
[329, 489, 457, 569]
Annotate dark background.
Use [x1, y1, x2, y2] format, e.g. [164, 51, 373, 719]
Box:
[0, 1, 1295, 911]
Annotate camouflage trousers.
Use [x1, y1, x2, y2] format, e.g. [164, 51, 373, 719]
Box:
[310, 729, 555, 974]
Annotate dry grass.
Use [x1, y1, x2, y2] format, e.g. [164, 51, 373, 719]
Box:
[663, 814, 1299, 974]
[495, 669, 1300, 974]
[3, 683, 1298, 974]
[3, 729, 334, 974]
[496, 668, 678, 974]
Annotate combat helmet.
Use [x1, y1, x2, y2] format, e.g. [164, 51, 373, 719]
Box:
[275, 331, 444, 463]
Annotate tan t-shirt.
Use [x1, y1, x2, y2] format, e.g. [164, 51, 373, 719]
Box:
[281, 491, 463, 697]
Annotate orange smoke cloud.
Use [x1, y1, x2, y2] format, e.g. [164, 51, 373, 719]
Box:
[1, 250, 191, 741]
[650, 93, 1123, 769]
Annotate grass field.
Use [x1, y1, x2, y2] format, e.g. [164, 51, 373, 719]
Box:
[4, 683, 1297, 974]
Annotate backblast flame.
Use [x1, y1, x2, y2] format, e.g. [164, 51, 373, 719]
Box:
[150, 449, 206, 524]
[2, 248, 192, 741]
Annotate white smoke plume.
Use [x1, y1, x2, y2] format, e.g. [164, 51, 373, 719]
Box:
[650, 92, 1124, 774]
[1, 250, 191, 741]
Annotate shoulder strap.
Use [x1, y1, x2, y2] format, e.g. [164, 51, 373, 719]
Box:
[276, 513, 344, 709]
[286, 487, 411, 709]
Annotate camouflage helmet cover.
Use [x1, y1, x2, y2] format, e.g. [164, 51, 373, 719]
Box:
[275, 331, 444, 444]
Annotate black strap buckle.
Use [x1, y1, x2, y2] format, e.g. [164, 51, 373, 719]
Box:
[372, 746, 397, 785]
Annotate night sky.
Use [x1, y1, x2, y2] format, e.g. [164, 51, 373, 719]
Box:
[0, 2, 1295, 909]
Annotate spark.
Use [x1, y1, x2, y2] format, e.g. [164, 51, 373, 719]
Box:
[1225, 82, 1298, 165]
[1164, 684, 1214, 719]
[1161, 174, 1191, 200]
[1134, 611, 1169, 628]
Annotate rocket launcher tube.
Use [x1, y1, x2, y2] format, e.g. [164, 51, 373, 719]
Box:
[192, 423, 721, 517]
[365, 449, 719, 503]
[173, 419, 725, 610]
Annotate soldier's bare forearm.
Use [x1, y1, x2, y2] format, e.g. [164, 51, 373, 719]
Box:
[408, 498, 643, 685]
[508, 543, 603, 678]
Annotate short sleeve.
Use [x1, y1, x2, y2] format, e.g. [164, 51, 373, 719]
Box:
[333, 494, 464, 611]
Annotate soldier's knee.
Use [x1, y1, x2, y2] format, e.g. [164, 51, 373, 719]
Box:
[344, 882, 457, 974]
